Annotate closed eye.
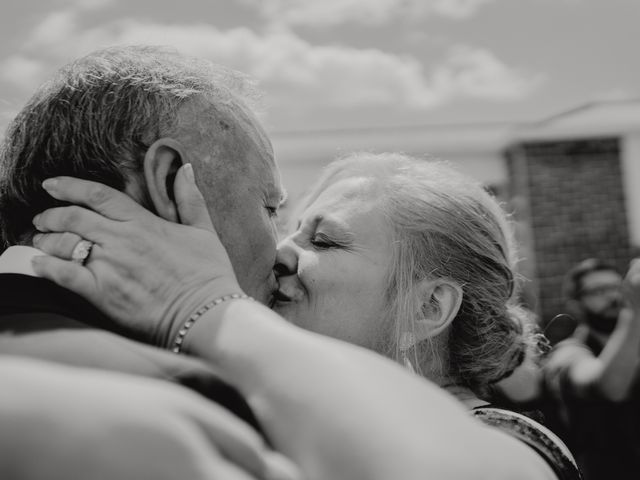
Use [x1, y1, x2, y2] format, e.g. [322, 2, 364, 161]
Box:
[311, 233, 339, 249]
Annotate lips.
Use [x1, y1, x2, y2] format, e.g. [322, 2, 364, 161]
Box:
[273, 289, 293, 303]
[268, 288, 292, 308]
[269, 290, 293, 309]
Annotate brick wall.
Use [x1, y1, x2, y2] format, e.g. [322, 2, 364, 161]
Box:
[505, 137, 631, 343]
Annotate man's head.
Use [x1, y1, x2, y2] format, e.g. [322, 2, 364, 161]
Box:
[563, 258, 624, 335]
[0, 45, 283, 303]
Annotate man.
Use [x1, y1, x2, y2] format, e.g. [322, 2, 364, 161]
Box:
[0, 45, 284, 475]
[543, 258, 640, 479]
[0, 47, 279, 387]
[0, 45, 281, 305]
[563, 259, 625, 344]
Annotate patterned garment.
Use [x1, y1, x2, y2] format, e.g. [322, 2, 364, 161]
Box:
[472, 406, 582, 480]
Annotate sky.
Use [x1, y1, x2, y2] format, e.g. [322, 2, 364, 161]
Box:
[0, 0, 638, 135]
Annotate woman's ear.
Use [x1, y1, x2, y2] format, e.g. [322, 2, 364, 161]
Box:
[412, 278, 463, 343]
[143, 138, 188, 222]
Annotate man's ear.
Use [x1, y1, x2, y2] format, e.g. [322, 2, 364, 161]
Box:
[411, 278, 463, 344]
[143, 138, 188, 222]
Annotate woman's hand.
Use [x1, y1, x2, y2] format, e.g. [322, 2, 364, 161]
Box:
[31, 164, 242, 348]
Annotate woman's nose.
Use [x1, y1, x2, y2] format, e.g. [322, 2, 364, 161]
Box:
[274, 237, 298, 278]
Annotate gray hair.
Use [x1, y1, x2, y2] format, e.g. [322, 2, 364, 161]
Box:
[0, 45, 260, 246]
[302, 152, 540, 399]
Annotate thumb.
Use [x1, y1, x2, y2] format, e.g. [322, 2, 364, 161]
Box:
[174, 164, 214, 231]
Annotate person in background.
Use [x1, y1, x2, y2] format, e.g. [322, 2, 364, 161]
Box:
[543, 258, 640, 479]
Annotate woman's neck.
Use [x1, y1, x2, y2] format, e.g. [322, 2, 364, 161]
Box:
[418, 358, 489, 410]
[440, 383, 489, 410]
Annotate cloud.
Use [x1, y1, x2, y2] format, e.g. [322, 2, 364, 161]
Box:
[27, 10, 78, 48]
[433, 46, 545, 100]
[591, 88, 638, 102]
[13, 19, 444, 108]
[74, 0, 114, 9]
[3, 13, 542, 120]
[431, 0, 496, 19]
[53, 0, 115, 10]
[0, 55, 46, 90]
[240, 0, 496, 27]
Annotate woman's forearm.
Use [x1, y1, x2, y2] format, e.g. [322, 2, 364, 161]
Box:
[182, 300, 554, 480]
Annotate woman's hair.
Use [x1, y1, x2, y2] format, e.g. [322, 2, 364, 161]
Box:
[301, 152, 542, 399]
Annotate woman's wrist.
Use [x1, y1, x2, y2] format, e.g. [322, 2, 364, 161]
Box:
[178, 298, 259, 364]
[171, 293, 253, 354]
[159, 277, 244, 349]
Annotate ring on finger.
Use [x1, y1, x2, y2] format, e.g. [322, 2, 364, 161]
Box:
[71, 239, 95, 266]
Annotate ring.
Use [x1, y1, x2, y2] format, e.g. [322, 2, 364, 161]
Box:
[71, 240, 94, 266]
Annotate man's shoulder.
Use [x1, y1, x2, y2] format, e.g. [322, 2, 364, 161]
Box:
[0, 274, 263, 435]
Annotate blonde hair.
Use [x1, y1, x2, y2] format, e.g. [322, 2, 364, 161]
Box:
[301, 152, 540, 399]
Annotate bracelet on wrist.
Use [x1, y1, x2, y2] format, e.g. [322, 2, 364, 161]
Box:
[171, 293, 253, 354]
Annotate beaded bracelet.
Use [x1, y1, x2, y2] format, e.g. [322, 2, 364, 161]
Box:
[171, 293, 253, 354]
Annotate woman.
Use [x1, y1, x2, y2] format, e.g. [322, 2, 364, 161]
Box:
[31, 153, 581, 479]
[272, 153, 536, 403]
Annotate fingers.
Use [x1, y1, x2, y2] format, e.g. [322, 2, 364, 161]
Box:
[190, 402, 301, 480]
[174, 164, 215, 231]
[622, 259, 640, 312]
[184, 398, 276, 477]
[624, 258, 640, 288]
[260, 452, 302, 480]
[33, 232, 85, 259]
[33, 205, 114, 242]
[627, 259, 640, 283]
[176, 389, 300, 480]
[31, 255, 96, 300]
[197, 455, 264, 480]
[42, 177, 150, 222]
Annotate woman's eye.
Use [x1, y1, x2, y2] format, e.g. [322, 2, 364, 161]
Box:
[310, 235, 337, 249]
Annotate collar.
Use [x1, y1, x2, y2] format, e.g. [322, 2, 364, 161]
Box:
[0, 246, 118, 332]
[0, 245, 44, 276]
